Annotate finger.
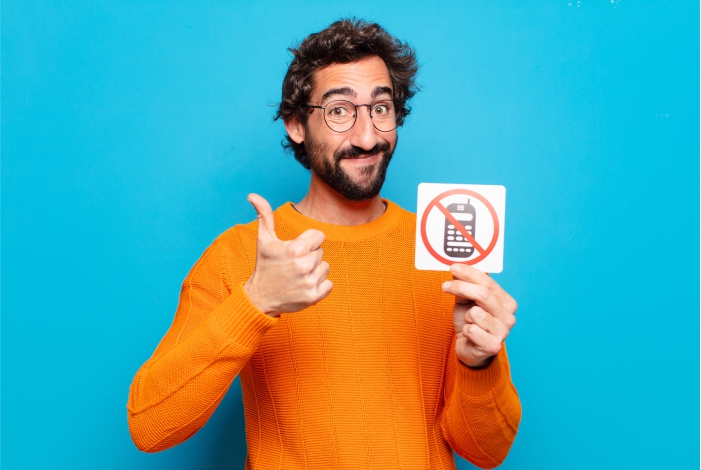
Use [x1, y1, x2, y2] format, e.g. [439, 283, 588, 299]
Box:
[292, 229, 326, 254]
[465, 305, 507, 338]
[450, 264, 517, 314]
[442, 279, 509, 324]
[295, 248, 324, 277]
[455, 333, 486, 367]
[311, 260, 331, 286]
[463, 323, 503, 357]
[248, 193, 277, 241]
[316, 279, 334, 300]
[310, 247, 324, 271]
[452, 301, 473, 333]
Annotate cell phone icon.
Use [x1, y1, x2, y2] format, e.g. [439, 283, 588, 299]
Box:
[444, 200, 476, 258]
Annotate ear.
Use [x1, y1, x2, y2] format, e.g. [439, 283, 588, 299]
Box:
[284, 116, 305, 144]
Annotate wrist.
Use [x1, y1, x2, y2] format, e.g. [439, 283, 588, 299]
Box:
[243, 278, 277, 317]
[461, 354, 496, 370]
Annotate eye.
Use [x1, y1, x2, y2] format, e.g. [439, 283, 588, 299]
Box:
[326, 101, 355, 118]
[373, 104, 389, 116]
[329, 106, 347, 117]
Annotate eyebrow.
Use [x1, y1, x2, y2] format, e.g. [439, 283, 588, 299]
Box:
[320, 87, 356, 103]
[320, 85, 394, 103]
[371, 86, 393, 99]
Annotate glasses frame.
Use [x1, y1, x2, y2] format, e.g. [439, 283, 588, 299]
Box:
[306, 99, 398, 133]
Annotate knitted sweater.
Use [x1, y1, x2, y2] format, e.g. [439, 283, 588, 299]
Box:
[127, 200, 521, 469]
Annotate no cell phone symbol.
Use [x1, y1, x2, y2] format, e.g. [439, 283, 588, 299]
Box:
[415, 184, 506, 273]
[443, 200, 476, 258]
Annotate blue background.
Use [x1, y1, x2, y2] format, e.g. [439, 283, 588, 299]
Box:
[3, 1, 699, 469]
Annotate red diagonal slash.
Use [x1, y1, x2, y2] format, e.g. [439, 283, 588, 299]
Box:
[435, 203, 485, 255]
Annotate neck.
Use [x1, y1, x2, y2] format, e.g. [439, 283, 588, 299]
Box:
[295, 173, 386, 225]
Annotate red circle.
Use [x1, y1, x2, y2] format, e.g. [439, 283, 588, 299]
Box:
[420, 189, 500, 266]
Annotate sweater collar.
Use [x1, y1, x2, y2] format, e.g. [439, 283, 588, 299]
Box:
[274, 199, 405, 242]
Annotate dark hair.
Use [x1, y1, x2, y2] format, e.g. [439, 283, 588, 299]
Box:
[275, 18, 419, 169]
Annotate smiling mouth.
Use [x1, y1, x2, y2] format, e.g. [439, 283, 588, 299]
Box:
[342, 153, 380, 161]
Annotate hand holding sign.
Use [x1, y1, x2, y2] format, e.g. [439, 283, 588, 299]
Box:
[244, 194, 333, 317]
[442, 264, 517, 368]
[418, 183, 515, 367]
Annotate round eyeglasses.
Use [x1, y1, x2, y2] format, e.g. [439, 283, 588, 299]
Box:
[306, 100, 397, 133]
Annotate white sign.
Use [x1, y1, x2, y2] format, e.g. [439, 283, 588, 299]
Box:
[415, 183, 506, 273]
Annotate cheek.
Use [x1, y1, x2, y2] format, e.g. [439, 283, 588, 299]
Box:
[326, 135, 354, 155]
[306, 122, 333, 145]
[385, 130, 398, 148]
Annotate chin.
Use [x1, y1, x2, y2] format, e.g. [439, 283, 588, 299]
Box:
[310, 144, 393, 202]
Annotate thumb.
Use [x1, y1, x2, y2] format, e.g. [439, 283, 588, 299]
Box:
[247, 193, 277, 241]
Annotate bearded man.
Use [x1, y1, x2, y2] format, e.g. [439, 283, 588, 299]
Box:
[128, 19, 522, 470]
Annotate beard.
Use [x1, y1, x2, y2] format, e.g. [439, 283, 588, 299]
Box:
[305, 133, 395, 202]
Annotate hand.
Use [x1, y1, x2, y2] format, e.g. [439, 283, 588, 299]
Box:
[441, 264, 517, 368]
[243, 194, 333, 317]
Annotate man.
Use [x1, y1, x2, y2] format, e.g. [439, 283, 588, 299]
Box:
[128, 19, 521, 469]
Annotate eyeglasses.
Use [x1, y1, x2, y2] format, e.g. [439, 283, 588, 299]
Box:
[306, 99, 397, 133]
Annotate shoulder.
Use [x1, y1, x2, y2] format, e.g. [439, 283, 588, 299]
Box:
[211, 215, 260, 266]
[202, 217, 261, 283]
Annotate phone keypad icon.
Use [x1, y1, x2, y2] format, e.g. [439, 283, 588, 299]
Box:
[444, 201, 476, 258]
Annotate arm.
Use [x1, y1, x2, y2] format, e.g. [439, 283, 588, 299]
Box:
[440, 264, 522, 468]
[127, 194, 333, 452]
[441, 342, 522, 469]
[127, 239, 277, 453]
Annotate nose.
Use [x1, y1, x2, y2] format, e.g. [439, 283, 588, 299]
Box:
[348, 105, 379, 151]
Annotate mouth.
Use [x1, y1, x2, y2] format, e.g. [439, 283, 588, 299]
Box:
[341, 152, 381, 164]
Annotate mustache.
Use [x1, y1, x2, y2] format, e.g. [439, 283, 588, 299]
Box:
[334, 141, 391, 161]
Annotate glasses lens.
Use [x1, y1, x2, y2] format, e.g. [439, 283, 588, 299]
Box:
[324, 101, 356, 132]
[370, 101, 396, 132]
[320, 100, 397, 132]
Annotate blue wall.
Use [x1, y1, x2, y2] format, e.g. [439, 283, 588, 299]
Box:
[3, 1, 698, 468]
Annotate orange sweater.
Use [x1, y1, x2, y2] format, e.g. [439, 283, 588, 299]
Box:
[127, 200, 521, 469]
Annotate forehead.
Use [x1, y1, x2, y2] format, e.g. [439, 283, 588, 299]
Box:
[310, 56, 392, 101]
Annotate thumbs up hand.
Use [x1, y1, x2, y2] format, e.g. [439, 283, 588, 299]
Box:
[243, 194, 333, 317]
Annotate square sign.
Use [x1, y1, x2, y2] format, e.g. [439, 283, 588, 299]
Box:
[415, 183, 506, 273]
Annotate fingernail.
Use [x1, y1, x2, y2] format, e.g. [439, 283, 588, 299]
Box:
[442, 281, 452, 290]
[451, 264, 462, 272]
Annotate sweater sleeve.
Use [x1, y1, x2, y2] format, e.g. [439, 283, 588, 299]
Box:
[127, 238, 277, 453]
[440, 340, 522, 469]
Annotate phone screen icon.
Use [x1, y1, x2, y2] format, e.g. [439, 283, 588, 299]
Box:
[444, 200, 476, 258]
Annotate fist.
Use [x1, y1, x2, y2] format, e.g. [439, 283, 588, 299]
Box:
[243, 194, 333, 317]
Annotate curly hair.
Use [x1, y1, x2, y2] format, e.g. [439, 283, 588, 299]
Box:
[275, 19, 419, 169]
